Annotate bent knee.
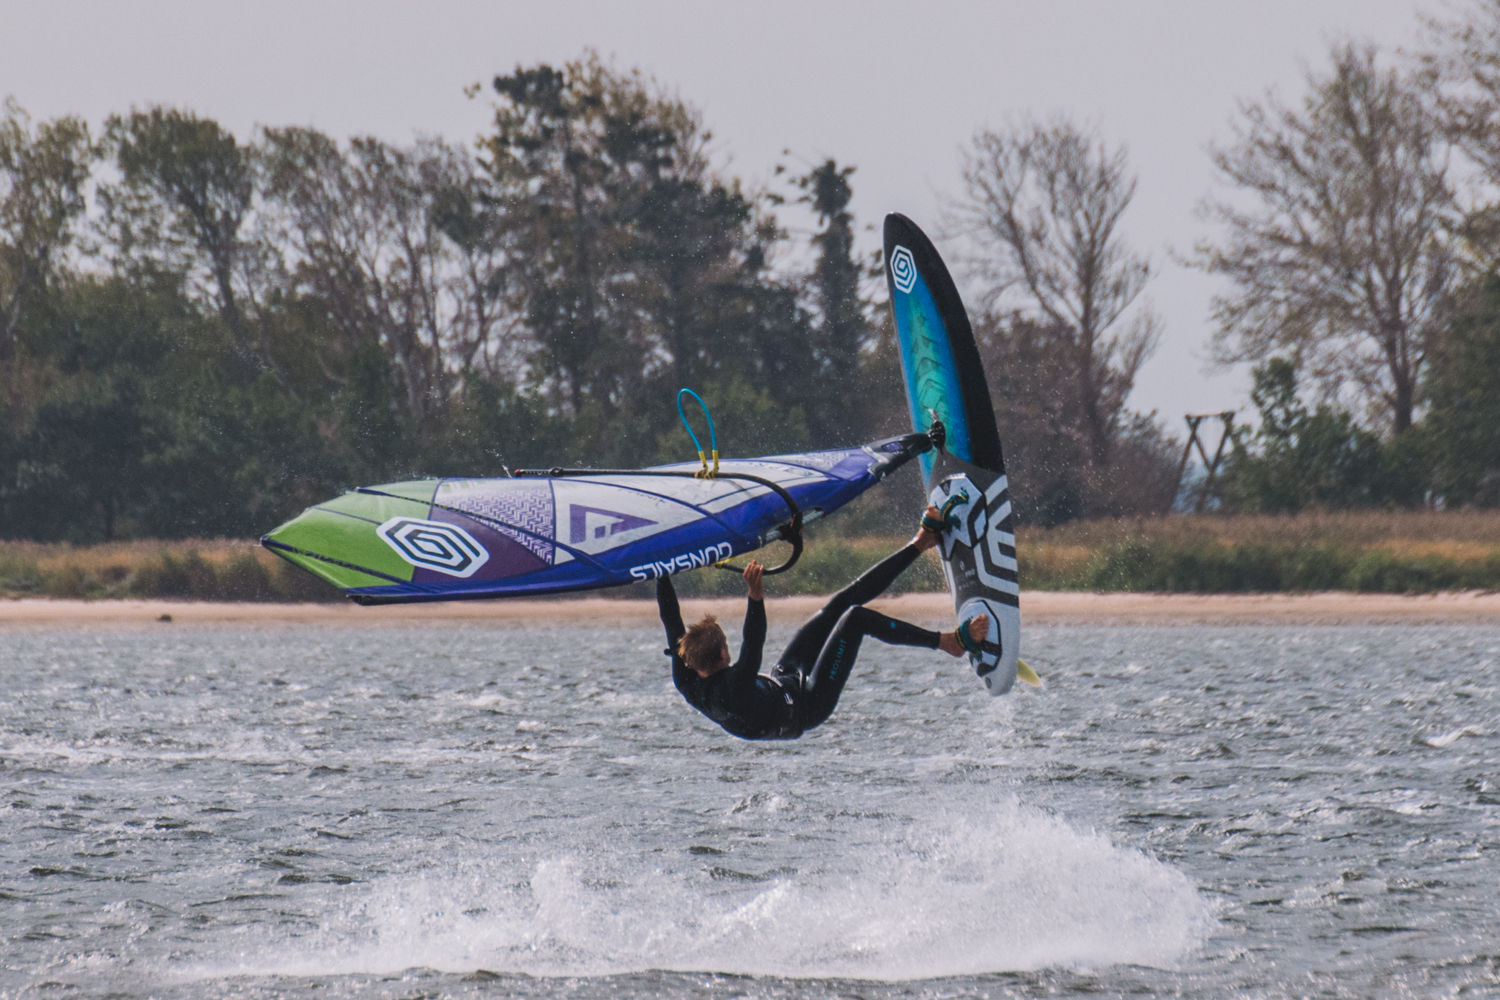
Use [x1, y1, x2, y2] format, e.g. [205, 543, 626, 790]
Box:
[836, 604, 878, 628]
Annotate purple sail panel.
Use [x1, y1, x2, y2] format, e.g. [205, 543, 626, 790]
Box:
[438, 478, 556, 563]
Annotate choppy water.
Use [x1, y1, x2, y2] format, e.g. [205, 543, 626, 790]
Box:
[1, 617, 1497, 999]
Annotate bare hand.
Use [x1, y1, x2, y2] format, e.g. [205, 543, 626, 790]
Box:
[743, 560, 765, 601]
[913, 504, 943, 551]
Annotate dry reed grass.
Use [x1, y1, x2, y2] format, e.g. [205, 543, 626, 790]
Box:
[1028, 509, 1500, 549]
[1018, 509, 1500, 592]
[0, 538, 327, 600]
[3, 509, 1497, 598]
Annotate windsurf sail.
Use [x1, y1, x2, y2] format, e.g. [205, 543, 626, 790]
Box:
[261, 433, 930, 605]
[884, 213, 1024, 696]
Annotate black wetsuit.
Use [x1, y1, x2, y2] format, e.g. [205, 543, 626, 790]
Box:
[657, 544, 940, 740]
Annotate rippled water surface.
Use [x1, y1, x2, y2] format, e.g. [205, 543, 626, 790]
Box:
[1, 617, 1497, 999]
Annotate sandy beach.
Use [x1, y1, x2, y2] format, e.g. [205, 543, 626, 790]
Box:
[2, 590, 1497, 630]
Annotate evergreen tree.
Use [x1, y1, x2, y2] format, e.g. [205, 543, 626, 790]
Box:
[795, 159, 870, 441]
[1423, 275, 1500, 504]
[480, 54, 816, 463]
[1221, 358, 1388, 513]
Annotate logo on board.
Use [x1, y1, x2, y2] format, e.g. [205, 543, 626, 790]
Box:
[377, 517, 489, 578]
[890, 244, 917, 294]
[928, 474, 1018, 600]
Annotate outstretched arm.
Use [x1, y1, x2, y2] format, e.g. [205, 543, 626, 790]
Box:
[658, 575, 694, 692]
[657, 575, 685, 648]
[734, 561, 767, 678]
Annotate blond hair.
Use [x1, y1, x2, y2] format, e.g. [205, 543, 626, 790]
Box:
[678, 614, 727, 672]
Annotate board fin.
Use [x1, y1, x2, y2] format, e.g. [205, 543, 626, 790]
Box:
[1016, 658, 1042, 687]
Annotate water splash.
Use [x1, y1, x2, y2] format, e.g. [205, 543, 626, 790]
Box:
[192, 794, 1212, 982]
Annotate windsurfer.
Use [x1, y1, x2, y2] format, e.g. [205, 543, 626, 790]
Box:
[656, 505, 988, 740]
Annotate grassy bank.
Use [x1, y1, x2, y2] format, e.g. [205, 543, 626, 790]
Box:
[0, 540, 339, 602]
[3, 510, 1497, 601]
[1021, 509, 1500, 594]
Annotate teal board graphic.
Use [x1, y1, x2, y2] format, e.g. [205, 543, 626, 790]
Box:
[883, 213, 1020, 696]
[883, 213, 1003, 480]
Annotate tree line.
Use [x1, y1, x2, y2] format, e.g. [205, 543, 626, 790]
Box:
[1, 55, 921, 542]
[6, 4, 1500, 546]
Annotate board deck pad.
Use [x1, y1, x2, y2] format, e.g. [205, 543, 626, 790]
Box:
[927, 451, 1020, 695]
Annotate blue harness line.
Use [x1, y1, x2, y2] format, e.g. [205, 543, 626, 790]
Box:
[676, 387, 719, 478]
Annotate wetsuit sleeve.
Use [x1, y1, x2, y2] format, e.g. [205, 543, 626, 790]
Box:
[657, 577, 690, 684]
[727, 597, 766, 681]
[657, 575, 685, 644]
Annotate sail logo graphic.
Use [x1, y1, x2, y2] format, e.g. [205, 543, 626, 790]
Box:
[629, 542, 735, 581]
[377, 517, 489, 578]
[568, 505, 655, 545]
[890, 244, 917, 294]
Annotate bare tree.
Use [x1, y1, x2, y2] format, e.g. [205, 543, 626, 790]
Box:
[0, 99, 94, 366]
[260, 128, 522, 440]
[100, 106, 284, 386]
[261, 128, 440, 435]
[425, 141, 529, 383]
[1195, 41, 1460, 436]
[1420, 0, 1500, 265]
[1424, 1, 1500, 183]
[950, 116, 1160, 473]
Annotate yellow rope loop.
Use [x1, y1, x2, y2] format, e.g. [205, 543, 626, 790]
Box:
[710, 449, 720, 478]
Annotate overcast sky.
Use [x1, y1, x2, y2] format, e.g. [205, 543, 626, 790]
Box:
[3, 0, 1440, 426]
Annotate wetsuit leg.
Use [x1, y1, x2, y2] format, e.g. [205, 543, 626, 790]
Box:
[796, 606, 939, 730]
[778, 544, 923, 673]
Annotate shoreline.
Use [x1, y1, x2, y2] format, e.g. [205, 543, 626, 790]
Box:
[3, 590, 1498, 630]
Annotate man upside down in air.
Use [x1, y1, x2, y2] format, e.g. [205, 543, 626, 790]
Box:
[656, 504, 989, 740]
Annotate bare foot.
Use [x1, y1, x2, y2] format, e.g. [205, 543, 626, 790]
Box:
[938, 613, 989, 656]
[913, 505, 944, 551]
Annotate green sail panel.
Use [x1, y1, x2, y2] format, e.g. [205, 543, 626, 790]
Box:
[262, 481, 442, 589]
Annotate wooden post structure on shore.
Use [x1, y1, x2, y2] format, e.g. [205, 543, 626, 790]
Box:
[1174, 411, 1236, 513]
